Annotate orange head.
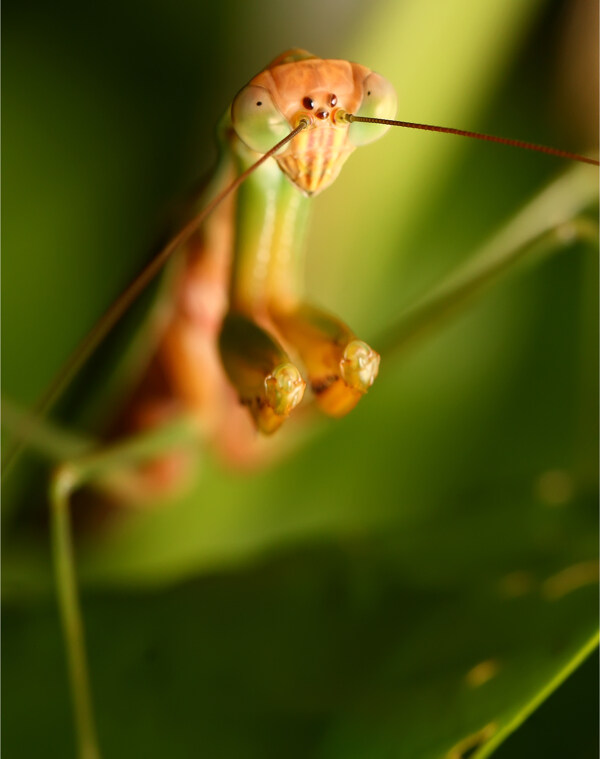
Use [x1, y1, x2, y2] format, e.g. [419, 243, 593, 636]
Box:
[231, 49, 397, 196]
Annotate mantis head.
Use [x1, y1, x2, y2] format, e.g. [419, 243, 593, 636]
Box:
[231, 49, 397, 195]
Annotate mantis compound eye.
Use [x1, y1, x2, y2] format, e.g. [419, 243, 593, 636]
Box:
[231, 84, 291, 154]
[348, 72, 397, 147]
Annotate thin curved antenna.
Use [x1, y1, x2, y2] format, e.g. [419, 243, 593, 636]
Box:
[345, 113, 599, 166]
[2, 121, 308, 476]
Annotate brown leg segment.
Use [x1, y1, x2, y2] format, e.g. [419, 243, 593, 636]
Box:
[218, 311, 306, 434]
[270, 303, 380, 417]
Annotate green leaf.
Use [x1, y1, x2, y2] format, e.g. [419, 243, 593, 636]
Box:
[3, 0, 598, 757]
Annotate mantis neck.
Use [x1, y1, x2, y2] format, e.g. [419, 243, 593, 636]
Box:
[226, 128, 310, 316]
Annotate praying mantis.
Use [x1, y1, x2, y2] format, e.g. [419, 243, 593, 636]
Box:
[3, 15, 599, 759]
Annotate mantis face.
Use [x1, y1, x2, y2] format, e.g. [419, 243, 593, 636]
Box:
[231, 49, 397, 195]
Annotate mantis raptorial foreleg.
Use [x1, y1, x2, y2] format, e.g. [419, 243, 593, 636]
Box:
[219, 311, 306, 433]
[270, 303, 380, 417]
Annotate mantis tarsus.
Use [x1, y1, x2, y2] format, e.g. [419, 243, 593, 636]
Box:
[3, 47, 598, 759]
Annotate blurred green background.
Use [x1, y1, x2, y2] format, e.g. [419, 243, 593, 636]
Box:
[2, 0, 598, 757]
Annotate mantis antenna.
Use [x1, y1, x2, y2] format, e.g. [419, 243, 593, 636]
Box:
[1, 120, 308, 476]
[4, 111, 597, 475]
[343, 112, 600, 166]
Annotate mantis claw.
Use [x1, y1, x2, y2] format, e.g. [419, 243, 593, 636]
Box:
[264, 363, 306, 417]
[340, 339, 380, 393]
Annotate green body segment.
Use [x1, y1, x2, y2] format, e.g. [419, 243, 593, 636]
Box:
[227, 125, 311, 314]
